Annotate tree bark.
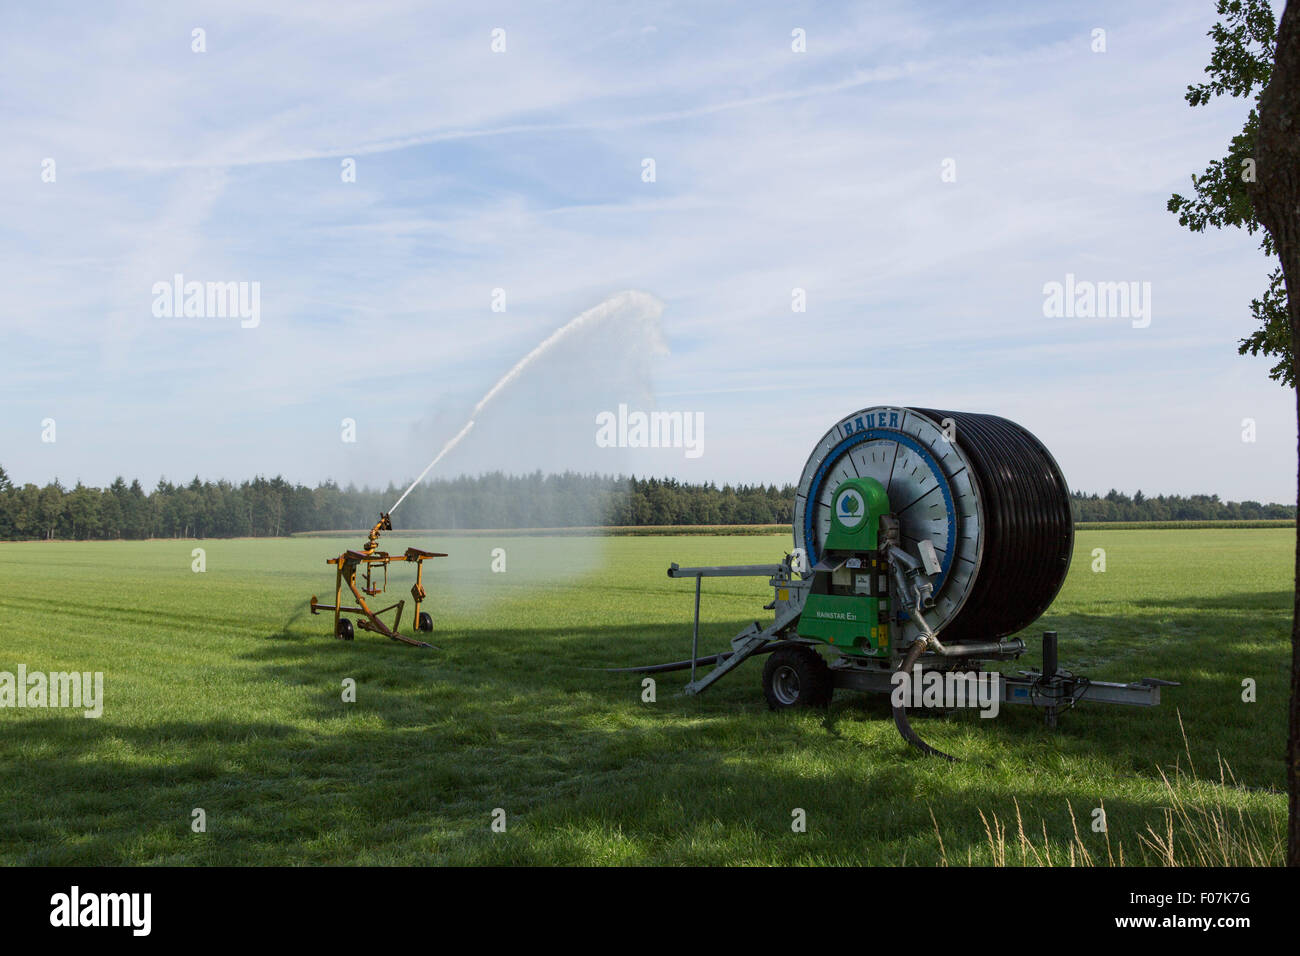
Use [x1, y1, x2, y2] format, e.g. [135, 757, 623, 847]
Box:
[1249, 0, 1300, 867]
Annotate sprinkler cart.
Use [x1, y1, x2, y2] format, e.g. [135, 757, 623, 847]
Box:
[309, 513, 446, 647]
[610, 405, 1178, 759]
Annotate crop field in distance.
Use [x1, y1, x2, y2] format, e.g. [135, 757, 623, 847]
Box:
[0, 528, 1289, 865]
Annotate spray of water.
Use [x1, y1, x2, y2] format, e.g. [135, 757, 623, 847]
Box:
[388, 290, 664, 515]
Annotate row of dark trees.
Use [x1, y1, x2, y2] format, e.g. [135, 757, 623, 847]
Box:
[0, 468, 796, 539]
[0, 464, 1291, 540]
[1070, 488, 1294, 522]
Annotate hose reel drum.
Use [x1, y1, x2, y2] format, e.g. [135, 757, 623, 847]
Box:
[793, 405, 1074, 651]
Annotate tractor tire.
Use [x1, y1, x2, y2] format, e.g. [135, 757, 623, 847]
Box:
[417, 611, 433, 633]
[762, 645, 832, 710]
[337, 618, 354, 641]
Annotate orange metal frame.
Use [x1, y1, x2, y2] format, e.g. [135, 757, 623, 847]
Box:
[308, 513, 447, 647]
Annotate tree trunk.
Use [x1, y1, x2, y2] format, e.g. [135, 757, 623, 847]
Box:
[1249, 0, 1300, 867]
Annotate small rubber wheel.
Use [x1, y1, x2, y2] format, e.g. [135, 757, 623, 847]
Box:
[417, 611, 433, 633]
[336, 618, 354, 641]
[762, 646, 832, 710]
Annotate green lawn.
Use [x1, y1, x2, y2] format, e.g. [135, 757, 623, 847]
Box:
[0, 529, 1289, 865]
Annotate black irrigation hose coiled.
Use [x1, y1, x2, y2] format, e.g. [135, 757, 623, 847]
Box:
[912, 408, 1073, 643]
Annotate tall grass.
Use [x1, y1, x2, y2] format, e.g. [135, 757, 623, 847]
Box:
[931, 715, 1285, 866]
[1136, 717, 1285, 866]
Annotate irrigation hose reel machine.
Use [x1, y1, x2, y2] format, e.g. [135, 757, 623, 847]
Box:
[615, 405, 1178, 759]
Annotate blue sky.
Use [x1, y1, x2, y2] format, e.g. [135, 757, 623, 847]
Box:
[1, 1, 1292, 502]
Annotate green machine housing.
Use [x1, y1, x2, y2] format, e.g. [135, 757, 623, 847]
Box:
[798, 477, 894, 658]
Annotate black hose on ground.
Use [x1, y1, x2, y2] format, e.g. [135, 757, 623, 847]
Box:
[891, 640, 958, 762]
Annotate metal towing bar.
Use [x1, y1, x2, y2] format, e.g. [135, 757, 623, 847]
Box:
[828, 631, 1176, 720]
[664, 561, 798, 694]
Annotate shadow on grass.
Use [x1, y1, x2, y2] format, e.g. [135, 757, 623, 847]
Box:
[242, 607, 1286, 788]
[2, 606, 1286, 865]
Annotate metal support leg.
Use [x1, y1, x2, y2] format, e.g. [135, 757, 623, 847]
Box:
[413, 558, 424, 622]
[1042, 630, 1058, 729]
[333, 565, 343, 638]
[690, 575, 702, 684]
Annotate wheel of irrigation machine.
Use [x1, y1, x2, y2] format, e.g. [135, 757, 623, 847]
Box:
[417, 611, 433, 633]
[792, 405, 1073, 647]
[762, 646, 833, 710]
[337, 618, 354, 641]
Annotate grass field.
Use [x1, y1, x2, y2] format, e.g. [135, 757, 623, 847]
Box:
[0, 529, 1290, 865]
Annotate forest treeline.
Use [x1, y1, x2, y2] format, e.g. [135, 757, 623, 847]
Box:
[0, 465, 1292, 540]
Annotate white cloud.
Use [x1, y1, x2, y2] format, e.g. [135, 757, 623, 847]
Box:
[0, 1, 1290, 502]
